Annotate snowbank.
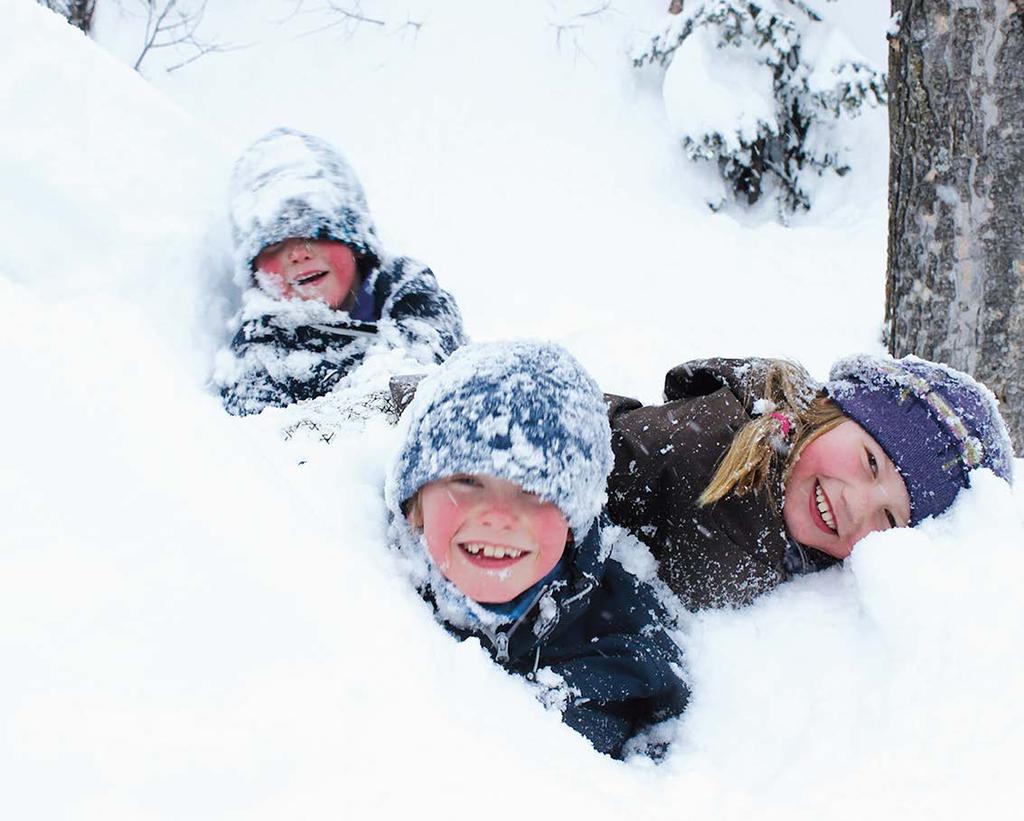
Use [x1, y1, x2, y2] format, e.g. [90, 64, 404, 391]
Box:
[3, 2, 1022, 819]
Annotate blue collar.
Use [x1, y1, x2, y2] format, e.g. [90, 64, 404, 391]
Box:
[348, 276, 378, 322]
[479, 554, 571, 624]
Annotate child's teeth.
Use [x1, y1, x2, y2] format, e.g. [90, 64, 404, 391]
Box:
[815, 483, 837, 532]
[464, 543, 522, 559]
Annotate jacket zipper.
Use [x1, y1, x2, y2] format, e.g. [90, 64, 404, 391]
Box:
[487, 582, 555, 663]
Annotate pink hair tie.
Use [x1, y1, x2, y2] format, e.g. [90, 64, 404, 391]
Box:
[770, 412, 792, 437]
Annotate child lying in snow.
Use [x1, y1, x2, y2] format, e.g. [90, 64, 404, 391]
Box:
[606, 355, 1016, 610]
[385, 341, 689, 759]
[214, 128, 466, 416]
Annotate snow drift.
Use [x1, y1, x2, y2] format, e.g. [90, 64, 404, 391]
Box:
[2, 2, 1022, 819]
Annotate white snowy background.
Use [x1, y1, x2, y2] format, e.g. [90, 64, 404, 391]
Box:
[2, 1, 1023, 818]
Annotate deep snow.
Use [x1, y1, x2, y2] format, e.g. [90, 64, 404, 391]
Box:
[2, 1, 1023, 819]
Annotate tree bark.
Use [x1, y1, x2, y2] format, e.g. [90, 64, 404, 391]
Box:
[68, 0, 96, 33]
[887, 0, 1024, 450]
[39, 1, 96, 33]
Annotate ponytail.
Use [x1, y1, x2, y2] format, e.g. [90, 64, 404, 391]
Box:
[699, 361, 846, 506]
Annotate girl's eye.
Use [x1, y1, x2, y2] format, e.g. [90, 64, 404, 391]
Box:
[866, 449, 879, 477]
[885, 510, 898, 529]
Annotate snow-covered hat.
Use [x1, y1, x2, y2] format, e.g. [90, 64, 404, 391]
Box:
[229, 128, 384, 287]
[386, 341, 613, 538]
[827, 354, 1015, 525]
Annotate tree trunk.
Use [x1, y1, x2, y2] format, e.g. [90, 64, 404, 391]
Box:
[38, 1, 95, 33]
[887, 0, 1024, 451]
[68, 0, 96, 33]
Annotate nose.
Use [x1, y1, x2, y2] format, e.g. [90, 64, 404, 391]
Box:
[478, 500, 519, 531]
[287, 240, 313, 263]
[844, 482, 889, 543]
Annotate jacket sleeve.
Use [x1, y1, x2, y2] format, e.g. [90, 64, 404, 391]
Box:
[541, 564, 690, 759]
[552, 635, 688, 758]
[219, 317, 296, 416]
[605, 391, 723, 552]
[378, 259, 466, 363]
[606, 360, 804, 609]
[604, 359, 771, 549]
[218, 315, 360, 416]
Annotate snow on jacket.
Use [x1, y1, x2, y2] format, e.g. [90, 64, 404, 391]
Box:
[215, 128, 465, 416]
[606, 358, 838, 610]
[386, 342, 690, 759]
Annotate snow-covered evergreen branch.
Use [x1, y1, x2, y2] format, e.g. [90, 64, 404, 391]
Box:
[636, 0, 885, 217]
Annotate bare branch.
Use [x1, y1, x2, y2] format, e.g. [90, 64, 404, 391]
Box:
[323, 1, 385, 27]
[576, 1, 612, 20]
[165, 41, 242, 73]
[550, 1, 613, 60]
[394, 15, 426, 43]
[131, 0, 231, 74]
[285, 0, 388, 40]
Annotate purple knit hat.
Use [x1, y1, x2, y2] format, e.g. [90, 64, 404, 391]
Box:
[826, 355, 1015, 525]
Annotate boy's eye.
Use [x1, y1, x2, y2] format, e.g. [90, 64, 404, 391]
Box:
[256, 242, 285, 263]
[449, 475, 482, 488]
[885, 509, 898, 529]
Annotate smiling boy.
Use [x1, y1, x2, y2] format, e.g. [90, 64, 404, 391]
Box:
[409, 473, 570, 603]
[253, 238, 362, 312]
[386, 341, 689, 759]
[215, 128, 465, 416]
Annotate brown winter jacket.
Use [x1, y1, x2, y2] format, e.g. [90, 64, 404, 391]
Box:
[606, 358, 837, 610]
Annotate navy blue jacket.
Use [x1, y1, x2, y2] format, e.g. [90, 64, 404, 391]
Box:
[427, 516, 689, 759]
[220, 256, 464, 416]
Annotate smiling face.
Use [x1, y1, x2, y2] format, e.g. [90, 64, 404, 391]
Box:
[409, 474, 570, 603]
[253, 237, 358, 309]
[782, 419, 912, 559]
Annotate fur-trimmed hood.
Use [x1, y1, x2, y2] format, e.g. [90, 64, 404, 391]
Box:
[229, 127, 385, 287]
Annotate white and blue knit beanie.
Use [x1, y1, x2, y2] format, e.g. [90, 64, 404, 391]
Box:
[827, 354, 1015, 525]
[386, 341, 614, 539]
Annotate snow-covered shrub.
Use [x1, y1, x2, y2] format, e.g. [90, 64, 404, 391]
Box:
[634, 0, 886, 216]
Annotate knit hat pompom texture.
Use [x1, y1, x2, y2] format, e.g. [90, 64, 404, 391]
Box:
[387, 341, 614, 538]
[229, 128, 384, 287]
[827, 354, 1014, 525]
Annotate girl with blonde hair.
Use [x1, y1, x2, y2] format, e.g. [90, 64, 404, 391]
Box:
[606, 355, 1015, 609]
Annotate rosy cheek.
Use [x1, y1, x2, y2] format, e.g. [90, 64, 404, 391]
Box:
[532, 508, 569, 566]
[254, 249, 286, 274]
[420, 494, 464, 571]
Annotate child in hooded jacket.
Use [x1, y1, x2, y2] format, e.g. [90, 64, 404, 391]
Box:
[215, 128, 466, 416]
[385, 341, 689, 759]
[606, 355, 1015, 610]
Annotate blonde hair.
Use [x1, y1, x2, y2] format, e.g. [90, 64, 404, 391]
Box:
[698, 361, 847, 507]
[404, 492, 423, 528]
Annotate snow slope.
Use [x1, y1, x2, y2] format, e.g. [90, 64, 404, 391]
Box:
[3, 2, 1023, 819]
